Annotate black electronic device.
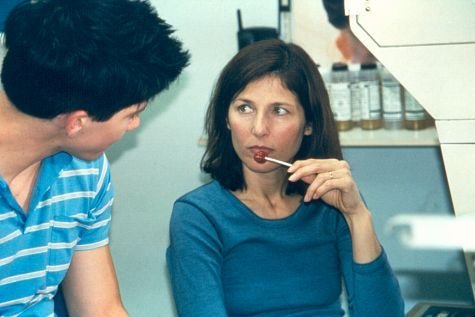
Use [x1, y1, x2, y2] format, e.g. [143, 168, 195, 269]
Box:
[236, 9, 279, 50]
[407, 302, 475, 317]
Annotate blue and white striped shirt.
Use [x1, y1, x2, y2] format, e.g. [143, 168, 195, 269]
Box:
[0, 152, 114, 316]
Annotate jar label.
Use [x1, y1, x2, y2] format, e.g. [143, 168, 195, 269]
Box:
[329, 83, 351, 121]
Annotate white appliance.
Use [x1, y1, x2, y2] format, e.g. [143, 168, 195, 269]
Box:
[345, 0, 475, 303]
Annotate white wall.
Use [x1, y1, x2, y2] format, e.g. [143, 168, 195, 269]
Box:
[107, 1, 278, 316]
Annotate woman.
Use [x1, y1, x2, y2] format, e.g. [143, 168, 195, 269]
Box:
[167, 39, 403, 317]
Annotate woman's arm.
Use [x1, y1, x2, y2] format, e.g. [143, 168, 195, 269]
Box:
[289, 158, 404, 316]
[167, 201, 228, 317]
[341, 205, 381, 263]
[288, 158, 380, 263]
[338, 236, 404, 317]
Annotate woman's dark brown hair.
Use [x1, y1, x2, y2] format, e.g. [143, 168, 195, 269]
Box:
[201, 39, 342, 195]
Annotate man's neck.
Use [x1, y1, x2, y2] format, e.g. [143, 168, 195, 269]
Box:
[0, 91, 58, 184]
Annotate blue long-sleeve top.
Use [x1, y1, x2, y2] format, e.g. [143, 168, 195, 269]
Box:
[167, 180, 404, 317]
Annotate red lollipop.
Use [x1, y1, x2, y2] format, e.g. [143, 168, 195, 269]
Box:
[254, 151, 266, 164]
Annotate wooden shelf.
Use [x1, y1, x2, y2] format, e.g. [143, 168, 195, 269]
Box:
[198, 127, 439, 148]
[339, 126, 439, 147]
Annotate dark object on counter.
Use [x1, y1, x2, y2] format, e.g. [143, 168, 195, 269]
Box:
[407, 302, 475, 317]
[237, 9, 278, 50]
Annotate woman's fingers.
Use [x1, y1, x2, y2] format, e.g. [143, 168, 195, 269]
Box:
[288, 159, 350, 185]
[287, 159, 365, 215]
[303, 169, 351, 202]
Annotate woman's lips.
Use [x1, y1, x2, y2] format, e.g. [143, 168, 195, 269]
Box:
[250, 146, 272, 163]
[250, 146, 272, 153]
[254, 151, 266, 163]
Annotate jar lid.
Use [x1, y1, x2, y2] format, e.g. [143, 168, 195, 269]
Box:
[361, 63, 377, 70]
[331, 62, 348, 71]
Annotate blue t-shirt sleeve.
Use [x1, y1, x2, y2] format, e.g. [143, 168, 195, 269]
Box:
[167, 200, 228, 317]
[351, 250, 404, 316]
[74, 155, 114, 250]
[337, 217, 404, 317]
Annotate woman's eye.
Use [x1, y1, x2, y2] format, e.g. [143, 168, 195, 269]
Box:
[237, 104, 253, 113]
[273, 106, 289, 115]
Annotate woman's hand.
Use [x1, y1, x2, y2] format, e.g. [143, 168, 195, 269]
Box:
[287, 158, 366, 217]
[288, 158, 382, 262]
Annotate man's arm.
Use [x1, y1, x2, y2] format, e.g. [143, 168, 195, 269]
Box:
[61, 245, 129, 317]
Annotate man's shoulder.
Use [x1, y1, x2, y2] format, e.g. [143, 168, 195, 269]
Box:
[54, 153, 111, 178]
[42, 152, 112, 194]
[70, 153, 109, 168]
[45, 152, 108, 169]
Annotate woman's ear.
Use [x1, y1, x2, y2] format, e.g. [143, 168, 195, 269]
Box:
[304, 123, 313, 135]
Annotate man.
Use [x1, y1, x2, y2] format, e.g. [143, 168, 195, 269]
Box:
[0, 0, 189, 315]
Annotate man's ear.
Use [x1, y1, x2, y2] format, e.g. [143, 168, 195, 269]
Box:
[63, 110, 90, 137]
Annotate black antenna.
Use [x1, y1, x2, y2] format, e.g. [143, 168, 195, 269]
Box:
[278, 0, 291, 38]
[237, 9, 243, 31]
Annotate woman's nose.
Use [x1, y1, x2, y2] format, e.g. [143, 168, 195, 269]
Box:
[251, 113, 269, 137]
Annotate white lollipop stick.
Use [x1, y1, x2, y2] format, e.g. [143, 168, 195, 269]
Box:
[264, 156, 292, 167]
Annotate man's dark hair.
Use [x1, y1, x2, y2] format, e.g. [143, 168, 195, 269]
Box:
[1, 0, 190, 120]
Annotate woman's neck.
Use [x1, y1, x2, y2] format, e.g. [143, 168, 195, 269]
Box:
[233, 168, 303, 219]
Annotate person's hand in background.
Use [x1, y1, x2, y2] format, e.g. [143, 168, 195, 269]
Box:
[322, 0, 376, 64]
[335, 27, 376, 64]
